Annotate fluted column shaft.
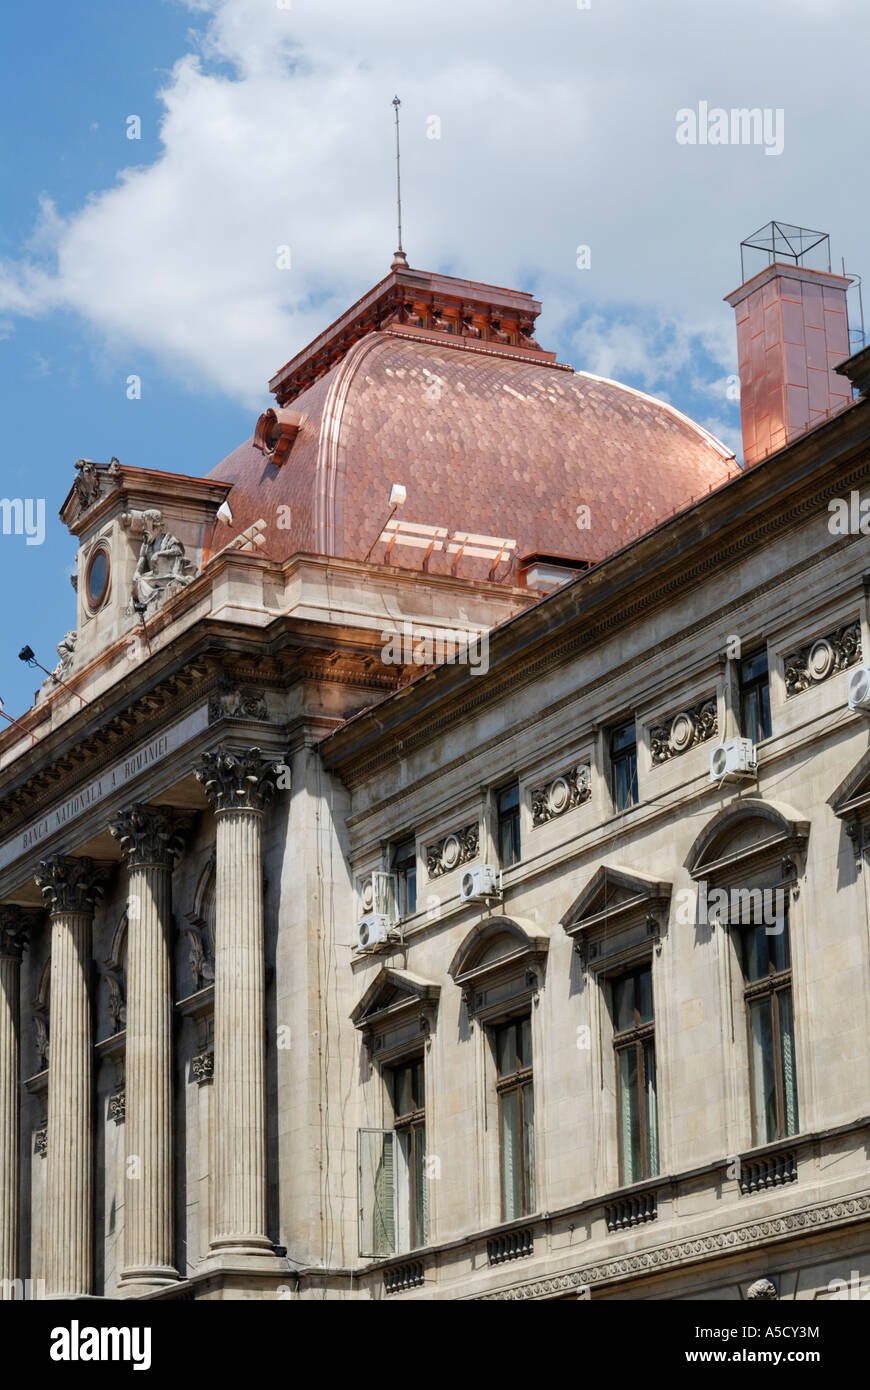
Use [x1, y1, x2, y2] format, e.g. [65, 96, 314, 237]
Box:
[196, 746, 278, 1256]
[0, 911, 29, 1298]
[111, 806, 189, 1288]
[35, 857, 105, 1299]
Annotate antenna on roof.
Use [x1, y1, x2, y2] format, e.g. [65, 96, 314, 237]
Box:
[391, 97, 408, 271]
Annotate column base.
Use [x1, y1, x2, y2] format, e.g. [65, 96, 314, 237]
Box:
[205, 1239, 284, 1276]
[117, 1266, 180, 1296]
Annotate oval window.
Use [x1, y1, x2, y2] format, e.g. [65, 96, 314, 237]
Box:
[86, 547, 110, 609]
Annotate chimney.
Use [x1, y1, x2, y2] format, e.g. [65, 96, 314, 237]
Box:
[725, 221, 853, 467]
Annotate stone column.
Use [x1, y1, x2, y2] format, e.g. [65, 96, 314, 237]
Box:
[110, 805, 189, 1290]
[0, 908, 29, 1298]
[34, 856, 106, 1298]
[195, 746, 278, 1258]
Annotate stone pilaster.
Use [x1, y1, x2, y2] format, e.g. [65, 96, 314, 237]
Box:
[34, 856, 106, 1298]
[0, 908, 30, 1298]
[195, 746, 278, 1258]
[110, 804, 190, 1289]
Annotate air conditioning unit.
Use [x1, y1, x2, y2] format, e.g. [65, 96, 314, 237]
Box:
[459, 864, 502, 903]
[355, 915, 392, 952]
[848, 665, 870, 712]
[709, 737, 757, 784]
[358, 870, 397, 919]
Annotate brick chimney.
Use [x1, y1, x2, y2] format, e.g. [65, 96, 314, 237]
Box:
[725, 226, 853, 466]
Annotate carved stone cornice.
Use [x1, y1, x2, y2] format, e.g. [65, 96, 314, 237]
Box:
[0, 904, 37, 958]
[110, 804, 192, 869]
[531, 765, 591, 826]
[476, 1191, 870, 1298]
[34, 856, 107, 915]
[0, 660, 211, 838]
[194, 746, 279, 815]
[426, 823, 479, 878]
[650, 698, 717, 765]
[784, 620, 861, 697]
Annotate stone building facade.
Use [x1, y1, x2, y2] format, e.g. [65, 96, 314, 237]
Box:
[1, 251, 869, 1301]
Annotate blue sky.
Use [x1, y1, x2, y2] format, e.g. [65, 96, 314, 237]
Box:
[1, 0, 868, 715]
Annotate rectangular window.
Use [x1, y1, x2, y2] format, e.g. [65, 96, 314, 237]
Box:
[612, 964, 658, 1185]
[392, 838, 417, 918]
[494, 1015, 535, 1220]
[392, 1058, 427, 1251]
[740, 913, 799, 1145]
[739, 649, 771, 743]
[610, 721, 638, 812]
[496, 782, 521, 869]
[358, 1056, 427, 1257]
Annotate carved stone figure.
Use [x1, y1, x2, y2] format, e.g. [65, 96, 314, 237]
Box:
[746, 1277, 778, 1301]
[51, 630, 77, 683]
[124, 508, 195, 613]
[34, 1015, 50, 1071]
[73, 460, 102, 509]
[72, 457, 120, 510]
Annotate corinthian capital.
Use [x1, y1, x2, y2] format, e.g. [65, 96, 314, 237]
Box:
[110, 804, 192, 869]
[0, 905, 35, 959]
[195, 746, 278, 814]
[35, 856, 107, 915]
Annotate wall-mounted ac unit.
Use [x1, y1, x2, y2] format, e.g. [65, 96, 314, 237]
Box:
[358, 870, 397, 918]
[709, 737, 757, 783]
[848, 665, 870, 713]
[354, 871, 398, 952]
[459, 864, 502, 903]
[355, 915, 392, 952]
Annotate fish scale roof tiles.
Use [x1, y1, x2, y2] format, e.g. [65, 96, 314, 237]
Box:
[206, 330, 739, 582]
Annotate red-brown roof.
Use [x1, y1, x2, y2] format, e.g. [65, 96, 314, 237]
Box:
[206, 312, 738, 583]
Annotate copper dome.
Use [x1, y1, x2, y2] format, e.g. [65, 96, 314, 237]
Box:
[205, 271, 739, 584]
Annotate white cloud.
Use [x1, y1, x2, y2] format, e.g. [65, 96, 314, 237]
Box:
[0, 0, 867, 410]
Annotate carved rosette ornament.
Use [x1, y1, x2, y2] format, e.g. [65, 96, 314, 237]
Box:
[650, 699, 718, 765]
[195, 746, 280, 815]
[427, 823, 479, 879]
[109, 805, 191, 869]
[35, 856, 107, 915]
[784, 621, 861, 697]
[531, 765, 592, 827]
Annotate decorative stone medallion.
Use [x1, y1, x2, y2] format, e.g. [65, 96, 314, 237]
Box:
[427, 823, 479, 878]
[650, 699, 717, 765]
[531, 765, 592, 827]
[784, 620, 861, 697]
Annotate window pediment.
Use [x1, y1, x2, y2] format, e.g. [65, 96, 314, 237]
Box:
[561, 866, 671, 942]
[829, 749, 870, 824]
[449, 917, 548, 1020]
[686, 800, 808, 885]
[351, 967, 440, 1034]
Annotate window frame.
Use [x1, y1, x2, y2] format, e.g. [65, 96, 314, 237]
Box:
[739, 648, 772, 743]
[738, 913, 799, 1146]
[390, 1055, 427, 1252]
[493, 1014, 535, 1221]
[391, 837, 417, 920]
[495, 781, 521, 869]
[610, 962, 658, 1186]
[609, 720, 639, 812]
